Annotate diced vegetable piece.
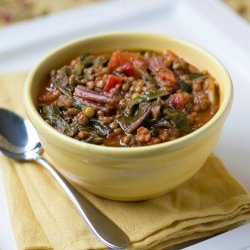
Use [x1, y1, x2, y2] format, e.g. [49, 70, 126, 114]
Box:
[179, 79, 192, 93]
[74, 63, 83, 75]
[57, 95, 73, 108]
[39, 103, 60, 118]
[54, 68, 73, 98]
[108, 50, 145, 78]
[38, 89, 60, 103]
[73, 85, 115, 104]
[149, 56, 165, 72]
[169, 92, 190, 110]
[58, 86, 72, 99]
[88, 119, 110, 136]
[83, 68, 94, 79]
[204, 77, 219, 106]
[142, 89, 169, 100]
[64, 125, 79, 137]
[73, 97, 114, 113]
[93, 55, 110, 68]
[151, 105, 161, 119]
[149, 56, 176, 83]
[39, 104, 70, 133]
[150, 117, 172, 129]
[149, 56, 177, 90]
[172, 58, 189, 71]
[156, 69, 176, 84]
[82, 55, 95, 68]
[56, 68, 69, 86]
[76, 119, 110, 138]
[125, 89, 169, 115]
[76, 112, 89, 125]
[117, 102, 152, 133]
[163, 109, 192, 133]
[134, 63, 154, 84]
[163, 50, 178, 66]
[104, 75, 123, 91]
[188, 72, 207, 79]
[84, 136, 103, 145]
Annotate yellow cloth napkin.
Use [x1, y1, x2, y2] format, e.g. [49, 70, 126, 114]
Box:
[1, 72, 250, 250]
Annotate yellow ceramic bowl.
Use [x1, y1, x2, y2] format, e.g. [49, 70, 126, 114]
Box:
[24, 33, 233, 201]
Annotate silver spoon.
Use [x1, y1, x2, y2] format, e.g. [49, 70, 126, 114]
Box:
[0, 108, 130, 250]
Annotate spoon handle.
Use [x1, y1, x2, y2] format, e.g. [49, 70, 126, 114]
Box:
[35, 155, 130, 250]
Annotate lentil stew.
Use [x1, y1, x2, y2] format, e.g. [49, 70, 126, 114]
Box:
[37, 49, 219, 147]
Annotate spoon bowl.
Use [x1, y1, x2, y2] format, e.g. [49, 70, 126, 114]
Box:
[0, 109, 42, 160]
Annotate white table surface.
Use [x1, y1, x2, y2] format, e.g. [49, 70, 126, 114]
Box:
[0, 0, 250, 249]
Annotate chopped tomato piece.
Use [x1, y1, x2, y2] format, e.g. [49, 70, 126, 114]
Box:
[38, 89, 60, 103]
[169, 92, 190, 110]
[104, 74, 123, 92]
[108, 51, 138, 69]
[157, 69, 176, 83]
[119, 62, 138, 78]
[108, 51, 145, 78]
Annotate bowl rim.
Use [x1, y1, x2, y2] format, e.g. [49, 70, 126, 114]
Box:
[24, 32, 233, 156]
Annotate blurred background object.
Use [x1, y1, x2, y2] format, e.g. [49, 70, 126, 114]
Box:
[224, 0, 250, 22]
[0, 0, 249, 28]
[0, 0, 100, 27]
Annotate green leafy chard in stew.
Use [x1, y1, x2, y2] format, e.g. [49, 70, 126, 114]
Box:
[38, 49, 219, 147]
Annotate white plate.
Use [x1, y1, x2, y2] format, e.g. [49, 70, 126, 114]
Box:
[0, 0, 250, 249]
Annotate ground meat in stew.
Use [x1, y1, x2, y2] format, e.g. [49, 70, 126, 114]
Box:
[37, 49, 219, 147]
